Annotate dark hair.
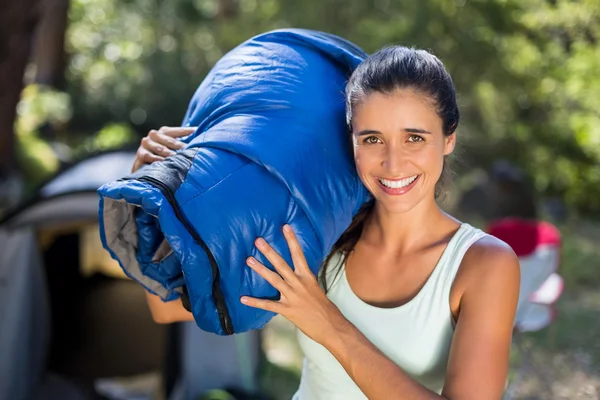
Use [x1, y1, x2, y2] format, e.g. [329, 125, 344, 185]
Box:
[320, 46, 460, 291]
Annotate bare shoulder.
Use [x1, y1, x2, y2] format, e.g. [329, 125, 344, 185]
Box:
[453, 233, 520, 299]
[463, 234, 520, 269]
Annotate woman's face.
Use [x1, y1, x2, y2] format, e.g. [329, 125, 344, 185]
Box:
[351, 88, 455, 214]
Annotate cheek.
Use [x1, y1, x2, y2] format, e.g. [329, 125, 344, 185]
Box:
[431, 153, 446, 180]
[413, 146, 445, 175]
[353, 147, 377, 174]
[353, 148, 364, 171]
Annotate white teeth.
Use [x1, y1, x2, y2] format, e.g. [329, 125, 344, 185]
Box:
[379, 175, 418, 189]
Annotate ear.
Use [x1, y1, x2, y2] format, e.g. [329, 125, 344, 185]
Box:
[443, 133, 456, 156]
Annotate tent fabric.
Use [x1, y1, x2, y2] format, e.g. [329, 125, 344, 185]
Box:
[0, 152, 138, 400]
[0, 228, 50, 400]
[5, 193, 101, 229]
[40, 152, 136, 198]
[1, 151, 138, 230]
[97, 29, 371, 335]
[1, 150, 265, 400]
[0, 151, 142, 400]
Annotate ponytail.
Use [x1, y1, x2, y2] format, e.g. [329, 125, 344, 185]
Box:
[319, 199, 375, 292]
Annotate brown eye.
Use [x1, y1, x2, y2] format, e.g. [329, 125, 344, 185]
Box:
[408, 134, 424, 143]
[363, 136, 382, 144]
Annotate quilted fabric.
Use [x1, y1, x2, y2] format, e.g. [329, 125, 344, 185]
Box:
[98, 29, 370, 335]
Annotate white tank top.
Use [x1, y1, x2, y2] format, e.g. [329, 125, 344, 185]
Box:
[293, 223, 487, 399]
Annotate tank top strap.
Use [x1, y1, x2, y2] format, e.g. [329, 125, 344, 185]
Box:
[432, 223, 488, 299]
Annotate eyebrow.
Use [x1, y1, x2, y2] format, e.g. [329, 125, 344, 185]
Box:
[355, 128, 431, 136]
[356, 129, 380, 136]
[404, 128, 431, 134]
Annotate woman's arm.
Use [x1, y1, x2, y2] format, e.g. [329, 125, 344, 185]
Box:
[441, 238, 520, 398]
[145, 292, 194, 324]
[242, 228, 520, 400]
[326, 238, 520, 400]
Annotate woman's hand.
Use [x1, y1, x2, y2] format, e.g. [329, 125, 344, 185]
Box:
[132, 126, 196, 172]
[241, 225, 348, 347]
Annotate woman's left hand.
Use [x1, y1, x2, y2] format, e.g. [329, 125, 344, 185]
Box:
[241, 225, 348, 347]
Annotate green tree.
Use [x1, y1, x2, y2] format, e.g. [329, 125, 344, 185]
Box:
[60, 0, 600, 214]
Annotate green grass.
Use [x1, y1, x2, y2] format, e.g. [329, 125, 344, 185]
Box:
[260, 362, 301, 400]
[558, 222, 600, 288]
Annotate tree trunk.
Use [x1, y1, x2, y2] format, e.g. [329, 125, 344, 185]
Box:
[0, 0, 41, 206]
[33, 0, 70, 88]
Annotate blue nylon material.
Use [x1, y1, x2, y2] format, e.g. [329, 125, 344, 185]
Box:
[98, 29, 371, 334]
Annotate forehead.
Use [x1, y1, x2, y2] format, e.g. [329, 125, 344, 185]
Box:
[351, 89, 441, 133]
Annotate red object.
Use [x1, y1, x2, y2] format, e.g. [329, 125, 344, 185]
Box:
[487, 218, 561, 257]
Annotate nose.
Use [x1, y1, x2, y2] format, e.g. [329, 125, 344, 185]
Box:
[382, 143, 405, 175]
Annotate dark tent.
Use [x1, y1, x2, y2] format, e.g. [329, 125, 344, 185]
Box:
[0, 150, 261, 400]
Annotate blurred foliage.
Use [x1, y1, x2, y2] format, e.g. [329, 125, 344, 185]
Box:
[74, 123, 136, 156]
[14, 84, 136, 188]
[15, 84, 68, 184]
[33, 0, 598, 214]
[560, 221, 600, 288]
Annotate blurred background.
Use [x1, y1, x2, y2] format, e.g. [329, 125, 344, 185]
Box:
[0, 0, 599, 399]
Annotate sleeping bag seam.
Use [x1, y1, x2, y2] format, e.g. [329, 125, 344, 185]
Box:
[136, 175, 234, 335]
[186, 144, 328, 255]
[178, 156, 252, 208]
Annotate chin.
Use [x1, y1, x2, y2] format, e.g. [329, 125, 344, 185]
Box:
[376, 198, 421, 215]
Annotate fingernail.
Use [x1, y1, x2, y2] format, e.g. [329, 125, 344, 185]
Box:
[283, 224, 291, 233]
[247, 257, 256, 265]
[240, 297, 248, 304]
[256, 238, 266, 247]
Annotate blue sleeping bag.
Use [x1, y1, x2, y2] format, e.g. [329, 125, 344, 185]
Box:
[98, 29, 370, 335]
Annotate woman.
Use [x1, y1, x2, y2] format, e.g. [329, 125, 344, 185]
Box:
[135, 46, 520, 399]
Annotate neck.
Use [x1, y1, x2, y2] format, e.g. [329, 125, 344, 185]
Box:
[362, 197, 456, 254]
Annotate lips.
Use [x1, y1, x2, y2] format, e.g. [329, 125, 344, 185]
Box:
[378, 175, 419, 189]
[376, 174, 421, 196]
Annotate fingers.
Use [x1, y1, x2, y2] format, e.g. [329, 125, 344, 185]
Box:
[240, 296, 281, 313]
[138, 137, 172, 159]
[282, 225, 311, 277]
[147, 130, 185, 153]
[246, 256, 287, 292]
[132, 148, 164, 172]
[138, 148, 164, 164]
[255, 238, 298, 283]
[131, 126, 193, 172]
[159, 126, 197, 139]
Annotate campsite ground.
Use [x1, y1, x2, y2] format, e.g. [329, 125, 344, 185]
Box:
[259, 219, 600, 400]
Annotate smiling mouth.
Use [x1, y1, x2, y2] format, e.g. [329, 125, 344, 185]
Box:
[378, 175, 419, 189]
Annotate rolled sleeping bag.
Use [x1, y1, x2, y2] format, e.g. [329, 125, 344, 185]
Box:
[98, 29, 370, 335]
